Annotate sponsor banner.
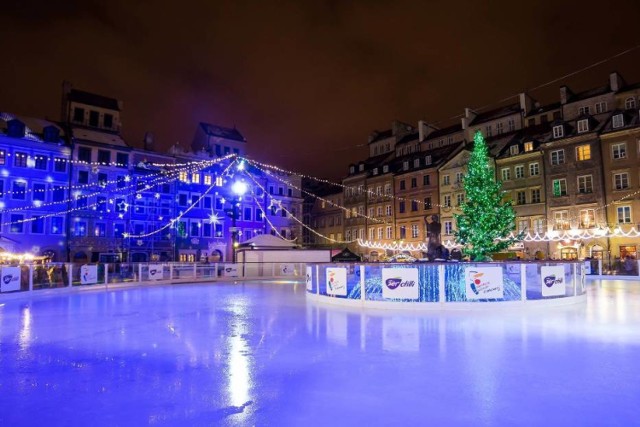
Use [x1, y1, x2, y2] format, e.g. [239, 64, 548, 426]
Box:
[280, 263, 295, 276]
[326, 268, 347, 296]
[306, 266, 313, 291]
[541, 265, 566, 297]
[382, 268, 419, 300]
[80, 265, 98, 285]
[1, 267, 21, 292]
[148, 264, 164, 280]
[465, 267, 504, 300]
[223, 264, 239, 277]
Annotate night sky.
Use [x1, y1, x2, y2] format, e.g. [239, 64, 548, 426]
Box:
[2, 1, 640, 181]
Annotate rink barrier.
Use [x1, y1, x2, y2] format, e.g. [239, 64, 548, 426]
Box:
[305, 261, 587, 310]
[0, 261, 306, 296]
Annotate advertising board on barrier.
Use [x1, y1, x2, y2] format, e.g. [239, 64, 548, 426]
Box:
[80, 265, 98, 285]
[382, 268, 419, 300]
[541, 265, 566, 297]
[1, 267, 21, 292]
[148, 264, 164, 280]
[223, 264, 239, 277]
[465, 266, 504, 300]
[306, 266, 313, 291]
[326, 268, 347, 296]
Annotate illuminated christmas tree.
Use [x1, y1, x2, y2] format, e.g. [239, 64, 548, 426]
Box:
[454, 131, 521, 260]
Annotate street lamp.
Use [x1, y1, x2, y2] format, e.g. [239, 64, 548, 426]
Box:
[231, 180, 248, 262]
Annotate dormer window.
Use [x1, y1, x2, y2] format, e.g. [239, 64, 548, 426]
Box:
[358, 164, 364, 172]
[383, 165, 389, 173]
[577, 119, 589, 133]
[372, 167, 379, 175]
[104, 114, 114, 129]
[624, 97, 636, 110]
[510, 145, 519, 155]
[73, 107, 84, 123]
[578, 106, 590, 115]
[413, 159, 420, 168]
[403, 161, 409, 171]
[524, 142, 533, 152]
[612, 114, 624, 129]
[553, 125, 564, 139]
[425, 155, 432, 165]
[349, 165, 355, 174]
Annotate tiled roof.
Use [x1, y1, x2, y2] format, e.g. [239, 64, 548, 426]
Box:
[68, 89, 120, 111]
[199, 122, 246, 142]
[468, 103, 521, 126]
[566, 85, 611, 103]
[423, 123, 463, 140]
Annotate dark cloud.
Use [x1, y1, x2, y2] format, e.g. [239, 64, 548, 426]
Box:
[1, 0, 639, 180]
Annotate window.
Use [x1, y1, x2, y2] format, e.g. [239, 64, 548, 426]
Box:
[552, 178, 567, 196]
[514, 165, 524, 179]
[554, 211, 570, 230]
[78, 170, 89, 184]
[384, 184, 391, 195]
[386, 226, 393, 239]
[33, 183, 46, 202]
[410, 178, 417, 188]
[190, 222, 199, 237]
[524, 142, 533, 152]
[625, 97, 636, 110]
[178, 194, 187, 206]
[501, 168, 511, 181]
[444, 195, 451, 208]
[10, 214, 24, 233]
[517, 219, 528, 233]
[612, 143, 627, 159]
[378, 227, 383, 240]
[14, 152, 27, 167]
[52, 186, 64, 202]
[595, 101, 607, 114]
[579, 209, 595, 228]
[73, 221, 87, 237]
[89, 111, 99, 127]
[0, 150, 8, 165]
[510, 145, 519, 155]
[78, 147, 91, 163]
[97, 150, 110, 164]
[214, 223, 223, 237]
[288, 188, 293, 197]
[34, 155, 47, 170]
[516, 191, 526, 205]
[423, 175, 430, 186]
[614, 172, 629, 190]
[368, 228, 375, 241]
[385, 205, 392, 216]
[278, 187, 284, 196]
[244, 207, 252, 221]
[399, 180, 406, 190]
[507, 119, 515, 132]
[550, 150, 564, 165]
[576, 144, 592, 161]
[76, 197, 87, 209]
[577, 119, 589, 133]
[413, 159, 420, 168]
[256, 210, 263, 221]
[114, 223, 125, 238]
[456, 194, 464, 206]
[97, 196, 107, 212]
[31, 218, 44, 234]
[552, 125, 564, 139]
[98, 173, 107, 186]
[54, 157, 67, 172]
[485, 126, 493, 137]
[527, 118, 535, 127]
[529, 162, 539, 176]
[423, 197, 432, 210]
[12, 181, 26, 200]
[376, 206, 382, 217]
[191, 195, 200, 208]
[496, 122, 504, 134]
[103, 114, 114, 129]
[425, 155, 432, 165]
[192, 173, 200, 184]
[577, 175, 593, 193]
[411, 200, 418, 211]
[94, 223, 106, 237]
[383, 165, 389, 173]
[578, 106, 590, 115]
[73, 107, 84, 122]
[612, 114, 625, 129]
[531, 188, 541, 204]
[524, 218, 540, 235]
[444, 221, 453, 235]
[455, 172, 464, 184]
[51, 217, 63, 234]
[399, 201, 405, 213]
[411, 224, 419, 238]
[617, 206, 632, 224]
[443, 175, 450, 185]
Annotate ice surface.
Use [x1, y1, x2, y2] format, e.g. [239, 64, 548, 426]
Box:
[1, 280, 639, 426]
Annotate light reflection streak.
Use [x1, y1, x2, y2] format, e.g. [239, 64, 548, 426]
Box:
[19, 306, 32, 350]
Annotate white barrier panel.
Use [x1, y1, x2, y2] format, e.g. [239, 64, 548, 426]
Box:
[80, 265, 98, 285]
[465, 266, 504, 300]
[148, 264, 164, 280]
[326, 267, 347, 296]
[1, 267, 21, 292]
[541, 265, 566, 297]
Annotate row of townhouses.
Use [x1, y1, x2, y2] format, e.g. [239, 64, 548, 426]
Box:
[308, 72, 640, 263]
[0, 83, 302, 263]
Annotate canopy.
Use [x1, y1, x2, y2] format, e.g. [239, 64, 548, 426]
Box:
[331, 247, 362, 262]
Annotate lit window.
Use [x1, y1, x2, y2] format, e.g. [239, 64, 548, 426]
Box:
[524, 142, 533, 152]
[204, 174, 212, 185]
[191, 173, 200, 184]
[554, 211, 570, 230]
[576, 144, 591, 161]
[580, 209, 595, 228]
[179, 171, 189, 182]
[552, 179, 567, 197]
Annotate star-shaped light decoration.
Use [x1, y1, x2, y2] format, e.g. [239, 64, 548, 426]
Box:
[154, 193, 161, 199]
[124, 175, 131, 182]
[118, 214, 124, 219]
[136, 194, 142, 200]
[209, 212, 221, 224]
[122, 232, 129, 238]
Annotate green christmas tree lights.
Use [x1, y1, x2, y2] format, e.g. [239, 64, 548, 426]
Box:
[454, 131, 522, 261]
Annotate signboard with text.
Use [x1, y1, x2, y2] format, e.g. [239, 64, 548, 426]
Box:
[465, 266, 504, 300]
[382, 268, 419, 300]
[326, 268, 347, 296]
[1, 267, 21, 292]
[148, 264, 164, 280]
[541, 265, 566, 297]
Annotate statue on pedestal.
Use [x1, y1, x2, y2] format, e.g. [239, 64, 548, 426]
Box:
[425, 214, 445, 261]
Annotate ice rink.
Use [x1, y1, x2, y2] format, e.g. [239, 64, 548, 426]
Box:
[1, 279, 639, 426]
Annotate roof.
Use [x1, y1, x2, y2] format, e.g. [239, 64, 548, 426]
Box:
[68, 89, 120, 111]
[565, 85, 611, 103]
[495, 124, 551, 158]
[397, 131, 419, 145]
[0, 112, 65, 142]
[423, 123, 463, 140]
[240, 234, 297, 248]
[600, 109, 640, 134]
[526, 101, 562, 117]
[368, 129, 393, 144]
[468, 103, 521, 126]
[199, 122, 245, 142]
[73, 128, 129, 147]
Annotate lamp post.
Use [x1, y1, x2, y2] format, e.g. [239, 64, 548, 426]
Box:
[230, 181, 248, 263]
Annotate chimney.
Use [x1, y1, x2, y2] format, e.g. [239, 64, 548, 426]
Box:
[609, 71, 625, 92]
[519, 93, 536, 116]
[560, 86, 573, 105]
[143, 132, 155, 152]
[61, 80, 72, 123]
